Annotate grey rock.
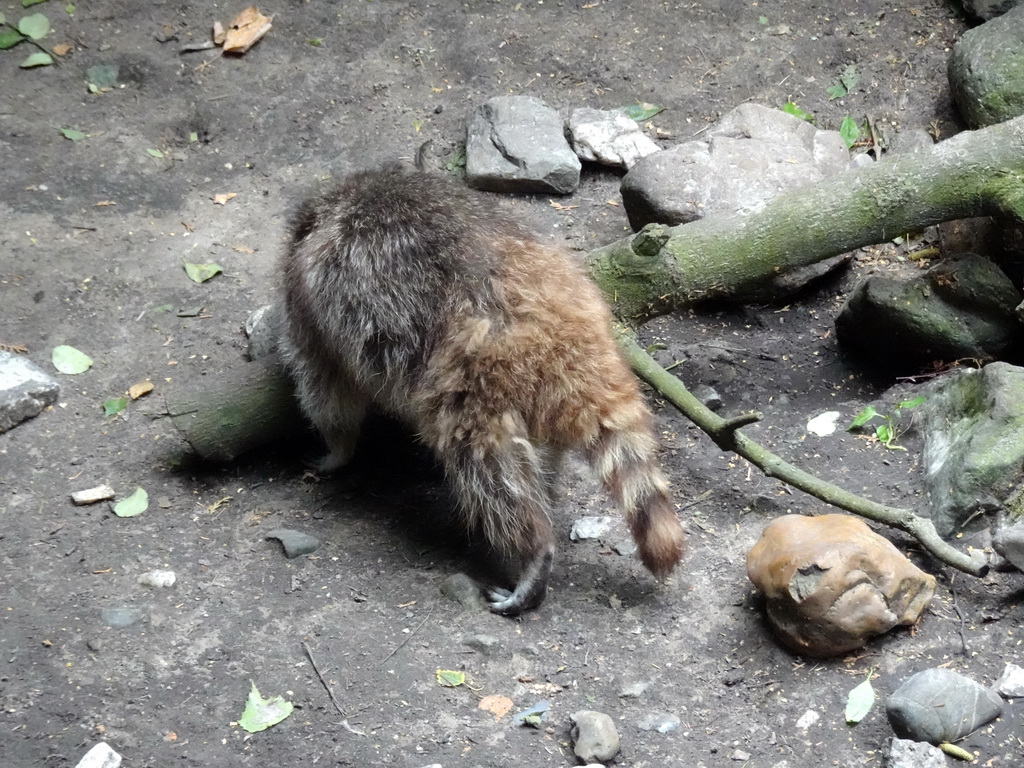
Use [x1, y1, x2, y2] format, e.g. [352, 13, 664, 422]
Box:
[617, 680, 649, 698]
[439, 572, 487, 611]
[888, 129, 935, 156]
[835, 253, 1022, 370]
[960, 0, 1023, 21]
[948, 5, 1024, 127]
[693, 384, 723, 411]
[265, 528, 321, 558]
[462, 634, 500, 655]
[993, 514, 1024, 571]
[570, 515, 614, 540]
[465, 96, 580, 194]
[922, 363, 1024, 537]
[570, 710, 620, 763]
[994, 662, 1024, 698]
[850, 152, 875, 168]
[0, 351, 60, 433]
[636, 711, 680, 733]
[246, 303, 284, 360]
[74, 742, 122, 768]
[621, 103, 849, 229]
[886, 668, 1003, 744]
[568, 107, 660, 169]
[885, 738, 946, 768]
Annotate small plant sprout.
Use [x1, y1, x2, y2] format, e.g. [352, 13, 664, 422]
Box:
[847, 396, 926, 450]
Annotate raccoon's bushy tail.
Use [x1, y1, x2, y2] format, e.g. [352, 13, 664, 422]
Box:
[588, 410, 686, 579]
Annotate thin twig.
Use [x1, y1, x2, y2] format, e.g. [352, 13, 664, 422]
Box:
[617, 329, 988, 577]
[302, 640, 346, 716]
[948, 575, 970, 656]
[379, 605, 435, 666]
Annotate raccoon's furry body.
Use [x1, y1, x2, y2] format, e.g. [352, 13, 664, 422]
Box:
[281, 164, 685, 615]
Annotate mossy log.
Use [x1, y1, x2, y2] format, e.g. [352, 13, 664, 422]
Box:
[588, 114, 1024, 323]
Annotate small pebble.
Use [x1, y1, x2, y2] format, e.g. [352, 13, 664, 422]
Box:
[137, 570, 176, 588]
[570, 516, 613, 541]
[71, 485, 116, 505]
[636, 711, 680, 733]
[886, 737, 946, 768]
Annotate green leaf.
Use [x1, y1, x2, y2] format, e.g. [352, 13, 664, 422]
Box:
[238, 682, 293, 733]
[65, 2, 75, 13]
[758, 15, 768, 24]
[436, 669, 465, 687]
[618, 102, 665, 121]
[20, 50, 53, 67]
[23, 0, 51, 7]
[61, 127, 86, 141]
[0, 12, 5, 22]
[17, 12, 50, 40]
[0, 27, 26, 48]
[840, 64, 859, 92]
[897, 396, 926, 410]
[781, 101, 814, 123]
[146, 148, 165, 158]
[826, 83, 847, 100]
[52, 344, 93, 374]
[307, 37, 323, 46]
[847, 406, 878, 430]
[875, 423, 893, 444]
[103, 396, 129, 416]
[112, 487, 148, 518]
[183, 262, 223, 283]
[845, 677, 875, 724]
[188, 131, 198, 143]
[839, 116, 862, 149]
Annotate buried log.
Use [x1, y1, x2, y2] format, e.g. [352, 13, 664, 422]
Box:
[588, 114, 1024, 323]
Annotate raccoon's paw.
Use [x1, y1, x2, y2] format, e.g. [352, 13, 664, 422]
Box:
[485, 587, 524, 616]
[306, 450, 351, 475]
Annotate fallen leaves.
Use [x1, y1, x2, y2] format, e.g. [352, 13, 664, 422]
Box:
[217, 7, 272, 54]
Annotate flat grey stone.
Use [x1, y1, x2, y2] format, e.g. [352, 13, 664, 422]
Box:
[886, 667, 1003, 744]
[636, 711, 680, 733]
[570, 515, 613, 540]
[465, 95, 581, 194]
[265, 528, 321, 558]
[948, 4, 1024, 127]
[0, 351, 60, 433]
[246, 303, 284, 360]
[993, 515, 1024, 571]
[568, 107, 660, 169]
[994, 662, 1024, 698]
[462, 633, 500, 655]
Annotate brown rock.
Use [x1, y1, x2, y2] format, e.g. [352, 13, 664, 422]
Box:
[746, 514, 936, 657]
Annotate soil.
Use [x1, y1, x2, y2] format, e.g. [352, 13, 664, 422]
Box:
[1, 1, 1021, 767]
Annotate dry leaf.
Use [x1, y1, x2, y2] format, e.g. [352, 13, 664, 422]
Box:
[213, 20, 226, 45]
[232, 244, 255, 254]
[213, 192, 237, 205]
[95, 201, 117, 206]
[129, 380, 155, 400]
[223, 7, 272, 54]
[181, 220, 195, 232]
[549, 201, 578, 211]
[52, 43, 73, 56]
[0, 343, 29, 354]
[478, 695, 514, 721]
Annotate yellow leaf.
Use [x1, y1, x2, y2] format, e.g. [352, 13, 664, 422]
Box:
[128, 380, 154, 400]
[213, 193, 237, 205]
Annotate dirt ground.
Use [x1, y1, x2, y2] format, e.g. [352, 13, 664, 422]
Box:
[2, 1, 1022, 766]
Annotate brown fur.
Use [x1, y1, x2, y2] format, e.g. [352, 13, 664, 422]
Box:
[281, 164, 686, 614]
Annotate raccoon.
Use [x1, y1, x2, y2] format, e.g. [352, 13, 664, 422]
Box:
[280, 164, 686, 615]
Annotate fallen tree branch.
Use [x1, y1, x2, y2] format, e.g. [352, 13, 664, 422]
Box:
[590, 115, 1024, 323]
[617, 329, 989, 576]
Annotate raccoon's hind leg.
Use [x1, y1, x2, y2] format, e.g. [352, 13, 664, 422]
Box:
[439, 418, 556, 615]
[290, 359, 370, 473]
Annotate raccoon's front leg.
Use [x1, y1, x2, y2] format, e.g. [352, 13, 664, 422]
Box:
[442, 429, 556, 616]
